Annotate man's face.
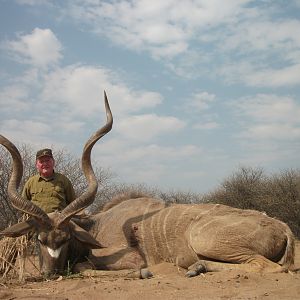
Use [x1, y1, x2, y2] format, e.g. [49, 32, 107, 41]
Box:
[36, 156, 55, 178]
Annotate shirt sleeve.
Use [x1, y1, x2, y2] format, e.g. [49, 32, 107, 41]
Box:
[22, 179, 31, 200]
[65, 177, 75, 204]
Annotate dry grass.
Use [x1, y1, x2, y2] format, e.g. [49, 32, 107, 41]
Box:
[0, 215, 38, 282]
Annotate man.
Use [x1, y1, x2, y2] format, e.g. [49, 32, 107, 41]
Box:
[22, 148, 75, 213]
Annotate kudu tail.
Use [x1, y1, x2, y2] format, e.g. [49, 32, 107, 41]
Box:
[281, 225, 295, 271]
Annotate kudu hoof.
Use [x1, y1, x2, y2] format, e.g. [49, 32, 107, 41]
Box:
[140, 268, 153, 279]
[186, 264, 206, 277]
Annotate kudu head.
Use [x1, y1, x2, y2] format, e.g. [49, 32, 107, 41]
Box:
[0, 91, 113, 276]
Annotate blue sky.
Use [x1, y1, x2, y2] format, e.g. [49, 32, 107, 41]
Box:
[0, 0, 299, 193]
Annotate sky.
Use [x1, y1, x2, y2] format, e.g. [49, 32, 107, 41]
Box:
[0, 0, 300, 194]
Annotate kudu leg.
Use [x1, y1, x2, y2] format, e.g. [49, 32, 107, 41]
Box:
[81, 268, 151, 279]
[74, 246, 152, 279]
[186, 255, 285, 277]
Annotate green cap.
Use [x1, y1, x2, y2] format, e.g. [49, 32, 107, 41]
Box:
[36, 148, 53, 160]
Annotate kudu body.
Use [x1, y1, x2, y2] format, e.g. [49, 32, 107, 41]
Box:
[73, 196, 295, 276]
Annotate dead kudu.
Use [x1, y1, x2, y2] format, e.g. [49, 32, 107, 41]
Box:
[0, 94, 296, 279]
[73, 196, 295, 277]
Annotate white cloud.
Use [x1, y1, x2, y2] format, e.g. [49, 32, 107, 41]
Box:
[246, 64, 300, 87]
[117, 114, 185, 141]
[16, 0, 52, 5]
[0, 68, 40, 114]
[2, 28, 62, 68]
[5, 119, 50, 134]
[95, 138, 199, 161]
[194, 121, 219, 130]
[185, 91, 219, 130]
[233, 94, 300, 140]
[215, 17, 300, 87]
[121, 143, 199, 163]
[219, 61, 300, 87]
[151, 41, 188, 59]
[41, 65, 163, 118]
[235, 94, 300, 123]
[0, 119, 52, 145]
[93, 140, 201, 185]
[189, 91, 216, 111]
[0, 85, 29, 113]
[11, 1, 300, 89]
[12, 1, 297, 88]
[222, 19, 300, 53]
[0, 59, 174, 148]
[65, 0, 249, 59]
[243, 124, 300, 140]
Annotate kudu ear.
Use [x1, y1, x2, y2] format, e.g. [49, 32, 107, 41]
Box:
[69, 220, 104, 249]
[0, 219, 38, 238]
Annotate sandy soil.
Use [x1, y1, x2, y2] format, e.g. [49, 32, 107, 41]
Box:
[0, 241, 299, 300]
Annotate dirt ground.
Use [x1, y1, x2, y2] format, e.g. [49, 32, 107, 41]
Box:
[0, 241, 299, 300]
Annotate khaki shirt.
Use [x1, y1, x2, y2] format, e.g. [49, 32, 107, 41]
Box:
[22, 172, 75, 213]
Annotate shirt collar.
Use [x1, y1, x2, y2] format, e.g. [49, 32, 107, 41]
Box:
[38, 172, 56, 182]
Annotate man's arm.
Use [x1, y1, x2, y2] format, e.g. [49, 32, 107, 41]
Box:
[21, 179, 31, 200]
[65, 177, 75, 205]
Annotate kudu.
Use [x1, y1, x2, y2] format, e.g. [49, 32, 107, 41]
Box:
[0, 92, 113, 276]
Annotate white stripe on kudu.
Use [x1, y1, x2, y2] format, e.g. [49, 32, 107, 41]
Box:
[47, 246, 62, 258]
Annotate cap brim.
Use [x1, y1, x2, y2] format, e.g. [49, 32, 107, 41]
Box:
[36, 154, 53, 159]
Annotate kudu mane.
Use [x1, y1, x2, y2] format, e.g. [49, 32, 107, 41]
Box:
[102, 191, 154, 212]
